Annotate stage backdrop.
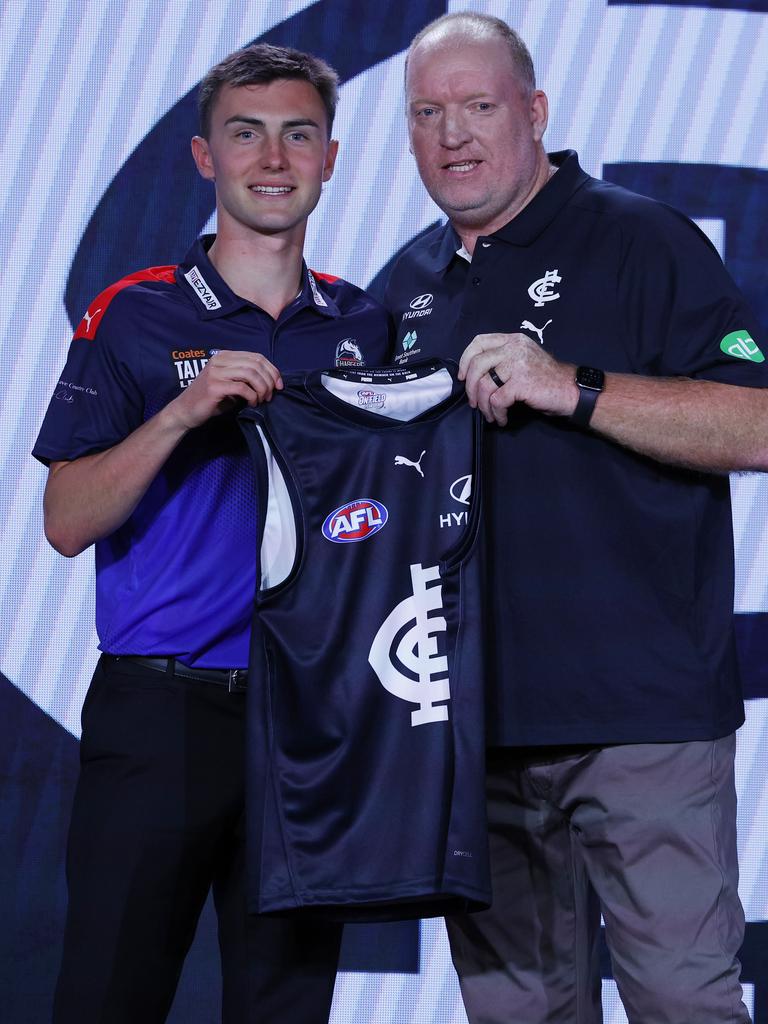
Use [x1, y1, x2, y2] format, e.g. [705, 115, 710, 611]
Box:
[1, 1, 767, 1021]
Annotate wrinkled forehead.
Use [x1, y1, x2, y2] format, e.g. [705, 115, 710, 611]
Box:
[406, 30, 524, 93]
[406, 31, 527, 97]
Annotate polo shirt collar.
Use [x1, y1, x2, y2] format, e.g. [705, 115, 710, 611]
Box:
[177, 235, 341, 320]
[424, 150, 589, 272]
[431, 221, 465, 272]
[296, 267, 342, 319]
[490, 150, 588, 247]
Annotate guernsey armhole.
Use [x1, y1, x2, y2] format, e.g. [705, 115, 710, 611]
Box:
[319, 366, 453, 421]
[257, 426, 297, 590]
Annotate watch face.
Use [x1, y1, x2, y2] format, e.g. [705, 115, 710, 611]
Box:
[576, 366, 605, 391]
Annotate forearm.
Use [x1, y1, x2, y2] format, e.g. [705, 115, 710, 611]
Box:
[577, 372, 768, 474]
[461, 333, 768, 475]
[43, 348, 284, 556]
[44, 403, 190, 556]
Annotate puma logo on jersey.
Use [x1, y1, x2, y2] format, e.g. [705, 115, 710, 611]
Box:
[394, 450, 426, 478]
[368, 563, 450, 727]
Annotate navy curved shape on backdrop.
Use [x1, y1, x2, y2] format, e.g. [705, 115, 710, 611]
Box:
[64, 0, 446, 328]
[603, 163, 768, 333]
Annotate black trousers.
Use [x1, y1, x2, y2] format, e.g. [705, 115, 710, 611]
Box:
[53, 655, 342, 1024]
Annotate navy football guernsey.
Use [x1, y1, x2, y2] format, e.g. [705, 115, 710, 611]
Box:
[239, 360, 490, 921]
[32, 236, 390, 667]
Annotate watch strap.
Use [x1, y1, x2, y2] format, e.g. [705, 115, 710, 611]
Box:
[571, 366, 605, 427]
[571, 386, 601, 427]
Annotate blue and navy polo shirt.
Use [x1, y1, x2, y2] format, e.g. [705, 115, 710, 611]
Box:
[384, 151, 768, 746]
[34, 236, 392, 668]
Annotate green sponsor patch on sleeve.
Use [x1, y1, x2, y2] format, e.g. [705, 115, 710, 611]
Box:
[720, 330, 765, 363]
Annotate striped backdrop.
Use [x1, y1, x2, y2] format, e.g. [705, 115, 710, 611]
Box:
[1, 2, 766, 1021]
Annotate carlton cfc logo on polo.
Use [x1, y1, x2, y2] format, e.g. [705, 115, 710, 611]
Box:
[322, 498, 388, 543]
[368, 563, 450, 727]
[528, 269, 562, 307]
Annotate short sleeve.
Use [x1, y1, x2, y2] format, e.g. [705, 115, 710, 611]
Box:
[619, 203, 768, 387]
[33, 289, 146, 465]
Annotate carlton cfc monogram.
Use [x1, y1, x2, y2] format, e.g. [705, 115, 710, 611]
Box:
[368, 562, 450, 727]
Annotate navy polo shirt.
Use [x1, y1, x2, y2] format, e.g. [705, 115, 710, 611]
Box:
[384, 151, 768, 745]
[34, 236, 391, 667]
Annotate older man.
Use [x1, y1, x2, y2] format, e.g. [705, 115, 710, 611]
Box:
[384, 12, 767, 1023]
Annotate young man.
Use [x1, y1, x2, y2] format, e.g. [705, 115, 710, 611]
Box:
[34, 43, 390, 1024]
[385, 12, 768, 1023]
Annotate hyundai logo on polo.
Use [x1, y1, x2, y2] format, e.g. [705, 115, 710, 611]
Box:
[450, 475, 472, 505]
[322, 499, 388, 543]
[403, 293, 434, 321]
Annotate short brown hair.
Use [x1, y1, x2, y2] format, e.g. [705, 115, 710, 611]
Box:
[198, 43, 339, 138]
[406, 13, 535, 92]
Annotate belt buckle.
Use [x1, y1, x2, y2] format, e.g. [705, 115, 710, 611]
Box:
[228, 669, 247, 693]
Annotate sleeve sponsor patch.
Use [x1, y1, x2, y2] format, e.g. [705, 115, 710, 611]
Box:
[720, 330, 765, 363]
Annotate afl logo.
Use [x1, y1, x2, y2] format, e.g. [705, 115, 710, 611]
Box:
[409, 293, 433, 310]
[322, 498, 388, 544]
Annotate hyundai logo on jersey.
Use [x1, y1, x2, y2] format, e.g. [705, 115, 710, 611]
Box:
[322, 499, 388, 543]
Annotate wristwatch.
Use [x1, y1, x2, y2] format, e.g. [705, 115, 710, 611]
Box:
[571, 366, 605, 427]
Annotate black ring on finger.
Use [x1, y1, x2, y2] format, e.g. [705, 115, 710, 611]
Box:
[488, 367, 505, 388]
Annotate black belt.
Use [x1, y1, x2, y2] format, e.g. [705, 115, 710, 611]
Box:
[107, 655, 247, 692]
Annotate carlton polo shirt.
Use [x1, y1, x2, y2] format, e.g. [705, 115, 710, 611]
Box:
[34, 236, 391, 668]
[384, 151, 768, 746]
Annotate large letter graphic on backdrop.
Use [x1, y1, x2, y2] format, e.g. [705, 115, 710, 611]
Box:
[604, 159, 768, 1011]
[604, 162, 768, 333]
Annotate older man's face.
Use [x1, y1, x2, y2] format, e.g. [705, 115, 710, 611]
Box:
[406, 33, 548, 243]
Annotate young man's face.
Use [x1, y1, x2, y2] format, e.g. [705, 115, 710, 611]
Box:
[406, 33, 548, 239]
[192, 79, 338, 244]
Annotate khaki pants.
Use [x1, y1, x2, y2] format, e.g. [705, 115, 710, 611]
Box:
[447, 736, 750, 1024]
